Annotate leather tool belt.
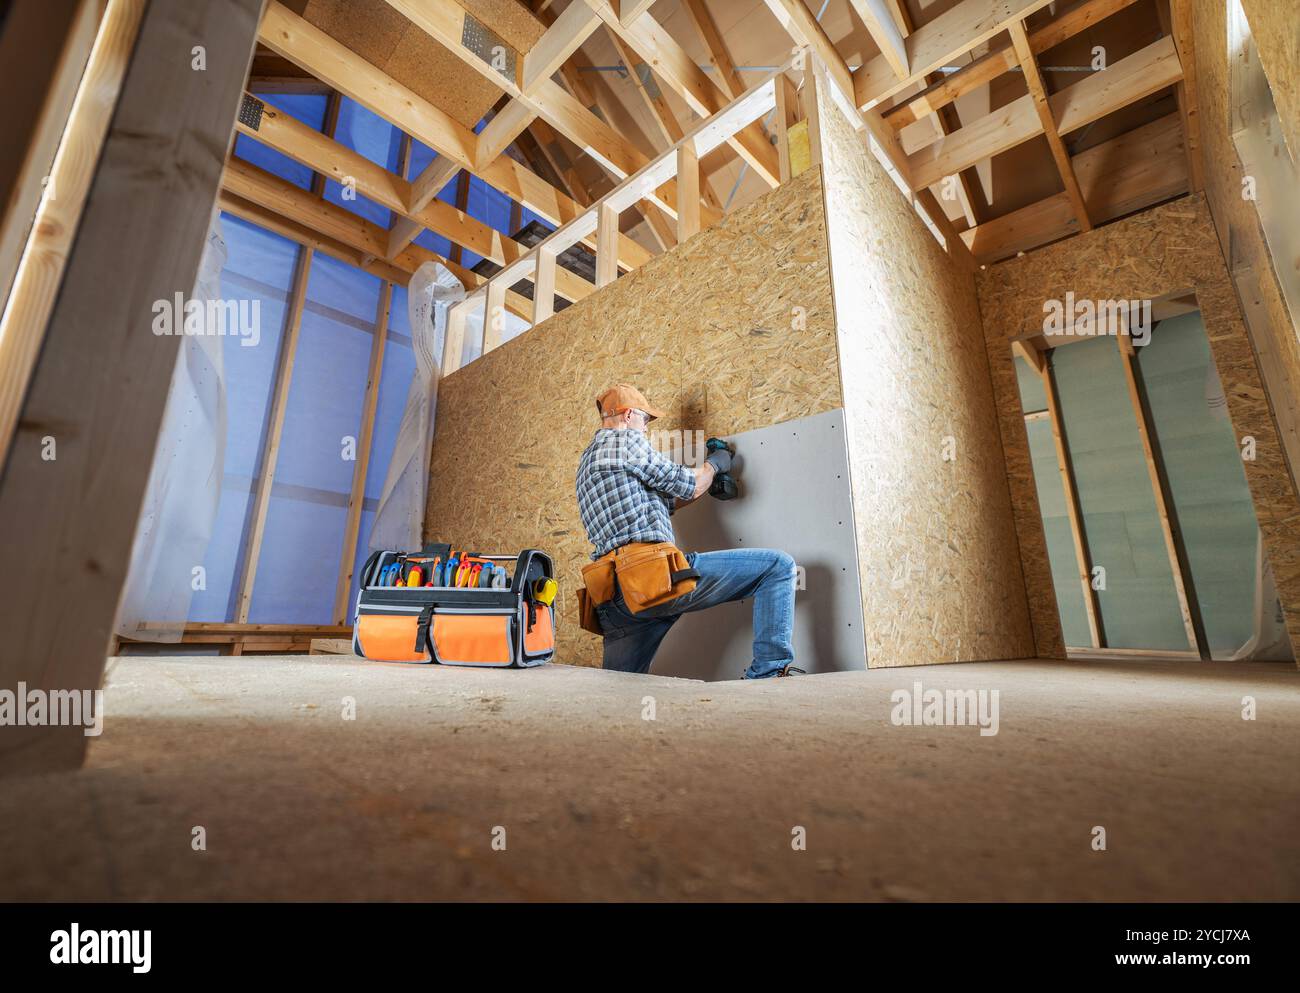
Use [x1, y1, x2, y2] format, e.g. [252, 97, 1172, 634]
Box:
[577, 541, 700, 635]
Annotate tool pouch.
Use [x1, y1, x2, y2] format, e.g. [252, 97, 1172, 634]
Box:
[611, 541, 698, 614]
[353, 548, 555, 667]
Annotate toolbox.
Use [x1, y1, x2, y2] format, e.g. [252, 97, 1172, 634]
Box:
[352, 544, 556, 667]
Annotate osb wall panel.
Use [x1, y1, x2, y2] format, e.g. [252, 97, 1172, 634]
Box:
[814, 81, 1036, 668]
[977, 195, 1300, 661]
[1193, 0, 1300, 491]
[424, 167, 840, 668]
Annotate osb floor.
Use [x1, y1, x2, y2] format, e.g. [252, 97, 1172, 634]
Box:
[1, 654, 1297, 901]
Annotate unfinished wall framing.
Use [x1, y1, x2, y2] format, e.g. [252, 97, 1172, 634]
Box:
[977, 195, 1300, 662]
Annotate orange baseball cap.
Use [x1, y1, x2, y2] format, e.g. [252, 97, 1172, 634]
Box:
[595, 383, 666, 420]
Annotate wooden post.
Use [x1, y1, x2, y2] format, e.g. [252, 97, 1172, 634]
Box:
[1042, 350, 1105, 649]
[234, 243, 312, 624]
[441, 299, 469, 375]
[796, 61, 822, 173]
[332, 281, 392, 623]
[0, 0, 264, 775]
[533, 246, 557, 325]
[1115, 329, 1208, 657]
[449, 168, 470, 264]
[0, 0, 148, 472]
[774, 72, 800, 183]
[676, 139, 701, 242]
[596, 202, 619, 287]
[483, 277, 508, 353]
[0, 0, 101, 317]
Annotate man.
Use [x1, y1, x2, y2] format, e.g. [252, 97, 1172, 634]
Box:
[575, 383, 800, 678]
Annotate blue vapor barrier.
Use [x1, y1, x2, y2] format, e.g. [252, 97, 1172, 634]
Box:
[189, 215, 300, 622]
[325, 96, 406, 228]
[345, 284, 417, 607]
[232, 92, 329, 188]
[248, 254, 382, 624]
[185, 96, 542, 625]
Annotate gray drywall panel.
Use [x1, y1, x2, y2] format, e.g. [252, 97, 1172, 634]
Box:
[652, 408, 867, 681]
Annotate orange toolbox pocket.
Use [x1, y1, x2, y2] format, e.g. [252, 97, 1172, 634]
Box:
[430, 610, 515, 667]
[522, 604, 555, 658]
[354, 606, 432, 663]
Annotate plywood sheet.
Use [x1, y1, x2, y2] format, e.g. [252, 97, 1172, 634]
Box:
[976, 195, 1300, 660]
[813, 80, 1036, 668]
[657, 408, 867, 680]
[424, 167, 840, 668]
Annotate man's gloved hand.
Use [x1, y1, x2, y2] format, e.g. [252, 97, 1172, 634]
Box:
[705, 447, 732, 474]
[704, 436, 734, 474]
[710, 472, 738, 500]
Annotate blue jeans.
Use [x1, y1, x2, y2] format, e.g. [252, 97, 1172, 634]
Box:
[597, 548, 796, 678]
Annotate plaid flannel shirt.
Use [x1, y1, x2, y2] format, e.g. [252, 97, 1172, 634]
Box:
[576, 428, 697, 559]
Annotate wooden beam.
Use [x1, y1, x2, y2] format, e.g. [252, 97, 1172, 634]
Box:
[849, 0, 909, 79]
[1008, 21, 1091, 231]
[761, 6, 914, 193]
[1053, 34, 1182, 135]
[475, 98, 538, 171]
[259, 1, 476, 169]
[0, 0, 147, 473]
[522, 0, 602, 94]
[909, 93, 1041, 191]
[854, 0, 1057, 109]
[588, 0, 782, 188]
[260, 1, 649, 272]
[0, 0, 263, 773]
[679, 0, 746, 101]
[961, 112, 1188, 261]
[880, 0, 980, 228]
[1042, 351, 1105, 649]
[387, 157, 460, 258]
[618, 0, 657, 24]
[908, 36, 1183, 191]
[883, 0, 1142, 130]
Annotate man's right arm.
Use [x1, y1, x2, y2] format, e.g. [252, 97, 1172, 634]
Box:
[685, 462, 716, 502]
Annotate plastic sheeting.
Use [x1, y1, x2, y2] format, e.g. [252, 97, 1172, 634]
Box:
[368, 262, 464, 552]
[115, 213, 229, 641]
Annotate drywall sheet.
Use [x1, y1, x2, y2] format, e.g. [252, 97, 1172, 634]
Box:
[653, 408, 866, 681]
[812, 76, 1035, 667]
[976, 195, 1300, 662]
[424, 167, 841, 668]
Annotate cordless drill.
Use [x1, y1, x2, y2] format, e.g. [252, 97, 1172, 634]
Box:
[705, 437, 738, 500]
